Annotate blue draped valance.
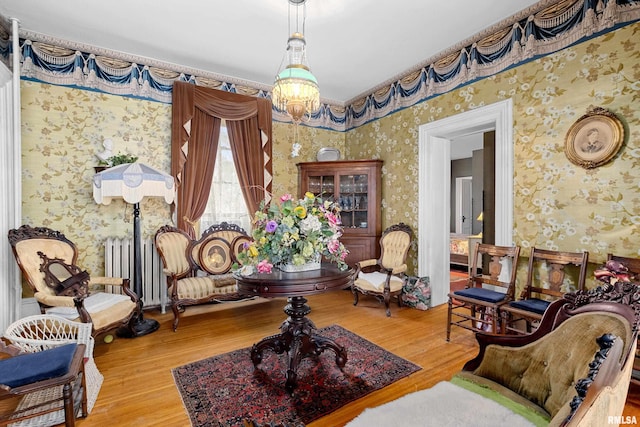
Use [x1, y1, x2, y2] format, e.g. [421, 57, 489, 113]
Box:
[0, 0, 638, 131]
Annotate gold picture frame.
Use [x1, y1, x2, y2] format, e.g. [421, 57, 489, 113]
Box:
[199, 237, 232, 274]
[564, 106, 625, 169]
[230, 235, 252, 264]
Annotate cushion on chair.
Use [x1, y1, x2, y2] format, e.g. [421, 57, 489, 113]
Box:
[44, 292, 132, 319]
[355, 271, 403, 292]
[209, 272, 236, 288]
[0, 343, 77, 388]
[454, 287, 507, 303]
[379, 231, 411, 268]
[509, 298, 550, 315]
[155, 231, 191, 275]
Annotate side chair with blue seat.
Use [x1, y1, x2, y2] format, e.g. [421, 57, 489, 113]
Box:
[500, 247, 588, 335]
[446, 242, 520, 341]
[0, 341, 87, 427]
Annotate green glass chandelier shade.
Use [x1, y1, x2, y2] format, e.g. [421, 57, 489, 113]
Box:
[272, 0, 320, 123]
[272, 65, 320, 123]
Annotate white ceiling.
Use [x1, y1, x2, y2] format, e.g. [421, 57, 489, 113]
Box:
[0, 0, 543, 104]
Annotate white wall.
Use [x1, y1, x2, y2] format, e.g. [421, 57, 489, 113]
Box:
[0, 18, 23, 332]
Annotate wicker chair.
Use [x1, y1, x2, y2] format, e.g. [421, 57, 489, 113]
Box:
[351, 223, 413, 316]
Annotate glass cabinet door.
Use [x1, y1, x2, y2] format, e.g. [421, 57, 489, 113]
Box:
[308, 175, 335, 200]
[297, 159, 383, 267]
[338, 174, 368, 229]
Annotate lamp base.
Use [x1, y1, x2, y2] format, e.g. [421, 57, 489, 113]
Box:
[117, 316, 160, 338]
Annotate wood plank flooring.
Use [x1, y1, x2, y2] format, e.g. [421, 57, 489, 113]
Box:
[78, 288, 640, 426]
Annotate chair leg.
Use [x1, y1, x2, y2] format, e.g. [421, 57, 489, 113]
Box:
[384, 292, 391, 317]
[352, 286, 359, 306]
[491, 309, 498, 334]
[500, 310, 509, 334]
[171, 303, 180, 332]
[62, 382, 76, 427]
[446, 299, 452, 341]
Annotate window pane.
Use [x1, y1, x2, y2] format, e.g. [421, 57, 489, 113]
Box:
[200, 124, 252, 234]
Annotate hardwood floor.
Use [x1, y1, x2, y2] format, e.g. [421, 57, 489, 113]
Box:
[78, 289, 640, 426]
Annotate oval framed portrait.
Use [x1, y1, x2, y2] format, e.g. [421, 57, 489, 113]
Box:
[198, 237, 232, 274]
[564, 106, 625, 169]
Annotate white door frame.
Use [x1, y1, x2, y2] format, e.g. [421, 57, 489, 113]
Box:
[418, 99, 514, 307]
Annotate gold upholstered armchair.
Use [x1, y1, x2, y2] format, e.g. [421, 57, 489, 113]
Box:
[351, 223, 413, 316]
[8, 225, 140, 339]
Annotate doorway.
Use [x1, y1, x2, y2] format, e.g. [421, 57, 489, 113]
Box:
[455, 176, 473, 234]
[418, 99, 514, 307]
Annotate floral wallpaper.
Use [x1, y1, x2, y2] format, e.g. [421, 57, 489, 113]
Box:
[345, 22, 640, 291]
[20, 82, 173, 277]
[19, 82, 344, 284]
[270, 122, 345, 198]
[19, 21, 639, 296]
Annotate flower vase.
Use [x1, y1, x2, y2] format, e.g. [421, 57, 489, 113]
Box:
[279, 254, 322, 272]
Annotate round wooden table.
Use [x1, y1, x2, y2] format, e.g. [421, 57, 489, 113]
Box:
[235, 264, 355, 394]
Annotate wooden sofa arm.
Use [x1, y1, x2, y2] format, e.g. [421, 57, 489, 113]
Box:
[557, 335, 626, 426]
[355, 259, 377, 270]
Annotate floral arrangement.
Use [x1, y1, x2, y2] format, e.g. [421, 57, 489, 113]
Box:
[237, 193, 349, 274]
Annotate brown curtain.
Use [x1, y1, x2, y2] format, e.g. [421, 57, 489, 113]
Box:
[176, 108, 221, 236]
[227, 117, 265, 215]
[171, 81, 272, 237]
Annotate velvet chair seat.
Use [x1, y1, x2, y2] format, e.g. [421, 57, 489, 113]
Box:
[453, 288, 507, 304]
[508, 298, 550, 315]
[0, 344, 77, 388]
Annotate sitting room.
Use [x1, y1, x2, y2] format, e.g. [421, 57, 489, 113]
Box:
[1, 0, 640, 426]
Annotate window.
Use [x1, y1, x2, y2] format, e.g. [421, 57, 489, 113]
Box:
[200, 123, 252, 234]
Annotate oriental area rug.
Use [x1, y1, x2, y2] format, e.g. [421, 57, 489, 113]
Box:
[172, 324, 421, 427]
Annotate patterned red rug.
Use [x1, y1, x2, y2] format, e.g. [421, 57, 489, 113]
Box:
[172, 324, 421, 427]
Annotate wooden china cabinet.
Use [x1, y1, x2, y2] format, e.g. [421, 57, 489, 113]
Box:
[297, 159, 383, 267]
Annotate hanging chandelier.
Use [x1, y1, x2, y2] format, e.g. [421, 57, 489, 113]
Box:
[272, 0, 320, 123]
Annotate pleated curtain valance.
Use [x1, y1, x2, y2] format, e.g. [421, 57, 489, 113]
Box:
[171, 81, 272, 237]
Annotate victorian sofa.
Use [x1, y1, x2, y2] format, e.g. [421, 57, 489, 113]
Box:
[154, 222, 253, 331]
[347, 282, 639, 426]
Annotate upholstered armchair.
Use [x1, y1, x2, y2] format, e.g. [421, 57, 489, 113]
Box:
[154, 223, 250, 331]
[352, 223, 413, 316]
[8, 225, 140, 339]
